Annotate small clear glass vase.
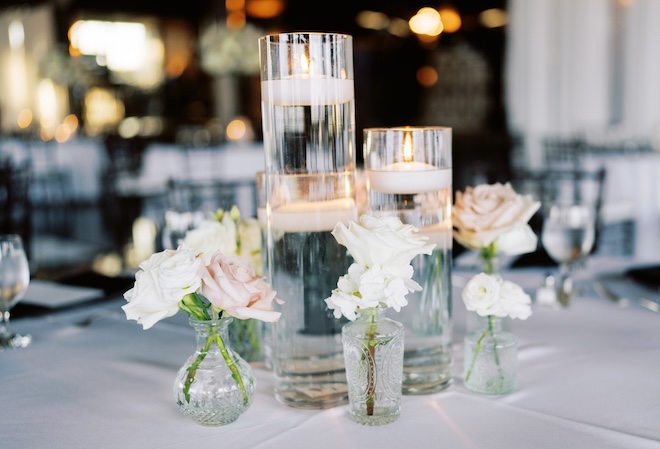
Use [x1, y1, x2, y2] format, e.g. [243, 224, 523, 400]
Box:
[173, 316, 256, 426]
[342, 308, 404, 426]
[463, 313, 518, 395]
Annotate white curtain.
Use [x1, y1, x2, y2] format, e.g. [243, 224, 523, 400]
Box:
[505, 0, 660, 168]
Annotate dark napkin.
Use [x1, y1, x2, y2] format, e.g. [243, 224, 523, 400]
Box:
[509, 246, 559, 269]
[626, 265, 660, 291]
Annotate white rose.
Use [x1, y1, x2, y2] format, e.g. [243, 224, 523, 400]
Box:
[122, 246, 202, 329]
[495, 224, 539, 256]
[183, 219, 238, 264]
[499, 280, 533, 320]
[332, 213, 435, 269]
[461, 272, 504, 317]
[453, 182, 541, 252]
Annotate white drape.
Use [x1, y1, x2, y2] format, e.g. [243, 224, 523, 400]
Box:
[505, 0, 660, 168]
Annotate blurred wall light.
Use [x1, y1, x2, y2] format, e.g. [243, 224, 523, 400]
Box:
[246, 0, 285, 19]
[17, 108, 32, 129]
[439, 6, 462, 33]
[356, 11, 390, 31]
[226, 116, 254, 142]
[69, 20, 164, 89]
[388, 17, 412, 38]
[409, 7, 444, 36]
[83, 87, 125, 135]
[37, 78, 68, 136]
[8, 18, 25, 48]
[479, 8, 508, 28]
[417, 65, 438, 88]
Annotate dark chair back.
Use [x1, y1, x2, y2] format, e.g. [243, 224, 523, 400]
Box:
[0, 158, 32, 256]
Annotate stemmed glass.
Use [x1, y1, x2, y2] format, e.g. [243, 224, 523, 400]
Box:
[541, 204, 596, 306]
[0, 234, 31, 349]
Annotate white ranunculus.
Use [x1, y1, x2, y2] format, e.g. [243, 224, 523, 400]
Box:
[453, 182, 541, 252]
[122, 246, 202, 329]
[325, 289, 360, 321]
[332, 214, 435, 269]
[495, 224, 539, 256]
[499, 280, 533, 320]
[461, 272, 505, 317]
[183, 219, 238, 264]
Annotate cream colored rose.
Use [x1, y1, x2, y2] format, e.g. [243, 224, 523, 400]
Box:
[453, 182, 541, 255]
[200, 251, 282, 322]
[122, 246, 202, 329]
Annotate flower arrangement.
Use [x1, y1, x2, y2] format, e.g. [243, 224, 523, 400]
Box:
[453, 182, 541, 272]
[182, 206, 264, 360]
[325, 214, 436, 320]
[122, 237, 282, 405]
[325, 213, 435, 415]
[453, 182, 539, 392]
[461, 272, 532, 383]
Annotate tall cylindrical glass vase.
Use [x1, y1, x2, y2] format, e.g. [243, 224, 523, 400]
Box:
[259, 32, 358, 409]
[364, 126, 453, 394]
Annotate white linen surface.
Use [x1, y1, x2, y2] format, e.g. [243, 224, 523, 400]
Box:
[2, 258, 660, 449]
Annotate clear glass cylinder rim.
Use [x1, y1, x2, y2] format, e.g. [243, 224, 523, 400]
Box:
[259, 32, 353, 44]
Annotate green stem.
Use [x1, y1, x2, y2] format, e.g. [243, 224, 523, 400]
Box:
[182, 322, 249, 406]
[214, 330, 249, 405]
[465, 315, 505, 384]
[466, 245, 505, 387]
[364, 311, 378, 416]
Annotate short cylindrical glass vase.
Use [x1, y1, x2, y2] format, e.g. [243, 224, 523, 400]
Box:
[463, 313, 518, 395]
[173, 316, 256, 426]
[342, 308, 404, 426]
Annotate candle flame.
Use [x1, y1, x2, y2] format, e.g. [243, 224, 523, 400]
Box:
[300, 53, 310, 74]
[403, 132, 413, 162]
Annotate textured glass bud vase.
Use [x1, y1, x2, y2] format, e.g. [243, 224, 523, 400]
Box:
[342, 308, 404, 426]
[259, 32, 357, 409]
[173, 317, 256, 426]
[463, 313, 517, 395]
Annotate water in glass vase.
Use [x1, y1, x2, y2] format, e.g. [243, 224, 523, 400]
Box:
[264, 175, 357, 409]
[370, 179, 454, 394]
[260, 32, 357, 408]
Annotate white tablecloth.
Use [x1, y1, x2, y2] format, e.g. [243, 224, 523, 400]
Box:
[2, 256, 660, 449]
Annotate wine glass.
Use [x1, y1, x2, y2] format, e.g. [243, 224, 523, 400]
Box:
[541, 204, 596, 306]
[0, 234, 31, 349]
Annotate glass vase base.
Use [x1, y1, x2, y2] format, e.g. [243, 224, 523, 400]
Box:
[464, 377, 516, 395]
[402, 370, 452, 395]
[402, 346, 452, 395]
[350, 408, 400, 426]
[176, 404, 246, 427]
[274, 382, 348, 410]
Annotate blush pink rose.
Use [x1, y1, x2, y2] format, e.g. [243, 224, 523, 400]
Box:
[199, 251, 282, 322]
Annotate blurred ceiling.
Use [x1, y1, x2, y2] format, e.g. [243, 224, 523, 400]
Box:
[1, 0, 507, 34]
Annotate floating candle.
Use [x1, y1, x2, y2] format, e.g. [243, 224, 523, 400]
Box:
[367, 166, 452, 194]
[261, 78, 354, 106]
[268, 198, 357, 232]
